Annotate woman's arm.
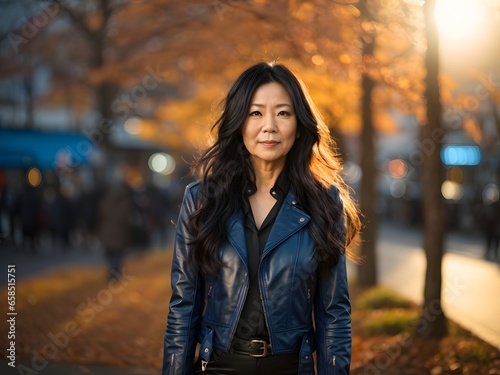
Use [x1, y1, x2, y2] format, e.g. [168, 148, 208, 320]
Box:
[163, 184, 204, 375]
[314, 254, 352, 375]
[314, 187, 352, 375]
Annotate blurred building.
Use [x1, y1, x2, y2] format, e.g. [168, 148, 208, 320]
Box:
[371, 110, 500, 234]
[0, 56, 184, 249]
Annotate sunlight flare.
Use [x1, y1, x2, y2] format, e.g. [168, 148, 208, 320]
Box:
[435, 0, 486, 42]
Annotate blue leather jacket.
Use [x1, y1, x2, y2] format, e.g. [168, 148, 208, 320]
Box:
[163, 181, 351, 375]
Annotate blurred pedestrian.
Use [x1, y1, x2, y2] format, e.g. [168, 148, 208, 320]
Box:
[41, 186, 72, 251]
[75, 183, 103, 248]
[162, 62, 361, 375]
[97, 164, 135, 280]
[0, 171, 14, 244]
[481, 200, 500, 262]
[14, 183, 41, 251]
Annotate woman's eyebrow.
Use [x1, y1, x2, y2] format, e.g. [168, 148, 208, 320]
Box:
[249, 103, 293, 108]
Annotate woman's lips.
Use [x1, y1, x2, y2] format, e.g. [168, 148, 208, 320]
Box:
[260, 141, 279, 147]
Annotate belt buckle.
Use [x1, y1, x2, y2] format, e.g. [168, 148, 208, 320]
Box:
[249, 339, 269, 358]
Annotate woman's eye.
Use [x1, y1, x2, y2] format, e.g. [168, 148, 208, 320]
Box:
[249, 111, 261, 117]
[278, 111, 291, 117]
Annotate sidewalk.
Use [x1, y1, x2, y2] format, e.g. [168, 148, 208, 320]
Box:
[0, 224, 500, 375]
[0, 240, 105, 284]
[0, 241, 166, 375]
[373, 222, 500, 350]
[2, 361, 157, 375]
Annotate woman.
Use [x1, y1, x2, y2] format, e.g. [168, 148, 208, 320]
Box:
[163, 62, 360, 375]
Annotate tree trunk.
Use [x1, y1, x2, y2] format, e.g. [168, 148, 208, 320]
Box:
[420, 0, 448, 338]
[490, 96, 500, 141]
[52, 0, 118, 150]
[92, 31, 118, 151]
[357, 0, 378, 287]
[23, 68, 34, 129]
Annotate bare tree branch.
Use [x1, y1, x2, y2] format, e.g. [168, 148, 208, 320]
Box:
[48, 0, 96, 40]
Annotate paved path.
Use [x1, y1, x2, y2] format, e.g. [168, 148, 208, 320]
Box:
[0, 242, 161, 375]
[359, 222, 500, 350]
[1, 361, 157, 375]
[0, 241, 106, 284]
[2, 222, 499, 374]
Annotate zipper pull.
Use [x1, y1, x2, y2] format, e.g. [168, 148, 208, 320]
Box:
[201, 359, 208, 371]
[170, 353, 175, 366]
[332, 355, 336, 366]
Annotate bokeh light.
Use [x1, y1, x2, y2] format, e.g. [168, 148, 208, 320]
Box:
[388, 159, 407, 178]
[441, 145, 481, 166]
[124, 117, 142, 135]
[148, 153, 176, 175]
[482, 183, 499, 204]
[447, 166, 464, 183]
[26, 167, 42, 187]
[441, 180, 464, 201]
[390, 180, 406, 198]
[343, 161, 362, 186]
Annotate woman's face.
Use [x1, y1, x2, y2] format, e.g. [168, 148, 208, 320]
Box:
[241, 82, 298, 169]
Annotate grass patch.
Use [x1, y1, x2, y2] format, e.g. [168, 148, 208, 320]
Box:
[457, 340, 494, 365]
[357, 286, 413, 310]
[364, 309, 418, 336]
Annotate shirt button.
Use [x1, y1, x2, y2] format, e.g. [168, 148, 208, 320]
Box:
[204, 348, 209, 353]
[271, 191, 277, 195]
[305, 355, 309, 360]
[247, 189, 252, 193]
[291, 200, 297, 205]
[299, 217, 305, 223]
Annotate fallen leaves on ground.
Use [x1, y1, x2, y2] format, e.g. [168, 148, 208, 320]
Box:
[1, 250, 499, 374]
[349, 285, 500, 375]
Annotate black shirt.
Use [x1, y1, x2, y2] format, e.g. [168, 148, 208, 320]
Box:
[233, 170, 290, 341]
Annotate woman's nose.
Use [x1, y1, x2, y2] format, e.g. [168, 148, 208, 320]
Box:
[262, 115, 277, 133]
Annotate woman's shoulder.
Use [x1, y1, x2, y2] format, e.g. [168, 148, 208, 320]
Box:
[177, 180, 202, 213]
[325, 184, 340, 199]
[323, 184, 344, 210]
[183, 180, 202, 200]
[185, 180, 202, 191]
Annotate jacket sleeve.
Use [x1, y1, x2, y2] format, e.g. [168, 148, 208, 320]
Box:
[314, 188, 352, 375]
[163, 184, 204, 375]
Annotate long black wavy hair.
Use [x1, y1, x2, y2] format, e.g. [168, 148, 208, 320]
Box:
[188, 62, 360, 277]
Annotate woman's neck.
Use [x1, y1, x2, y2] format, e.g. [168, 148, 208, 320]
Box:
[251, 159, 285, 192]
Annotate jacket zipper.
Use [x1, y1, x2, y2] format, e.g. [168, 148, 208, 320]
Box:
[258, 270, 273, 349]
[228, 274, 250, 351]
[257, 210, 307, 350]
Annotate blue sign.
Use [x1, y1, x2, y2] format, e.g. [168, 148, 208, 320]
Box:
[440, 145, 481, 166]
[0, 128, 94, 171]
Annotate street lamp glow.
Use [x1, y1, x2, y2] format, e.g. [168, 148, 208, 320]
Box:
[124, 117, 142, 135]
[148, 153, 175, 175]
[482, 183, 499, 204]
[27, 167, 42, 187]
[441, 180, 464, 201]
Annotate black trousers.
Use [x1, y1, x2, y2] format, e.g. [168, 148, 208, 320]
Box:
[193, 351, 299, 375]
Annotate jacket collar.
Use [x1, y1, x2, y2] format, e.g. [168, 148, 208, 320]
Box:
[226, 190, 311, 267]
[243, 167, 291, 202]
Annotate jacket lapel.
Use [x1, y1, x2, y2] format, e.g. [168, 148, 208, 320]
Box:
[262, 191, 310, 259]
[226, 209, 248, 268]
[225, 191, 310, 266]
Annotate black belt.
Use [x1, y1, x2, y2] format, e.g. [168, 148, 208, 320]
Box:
[231, 337, 272, 358]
